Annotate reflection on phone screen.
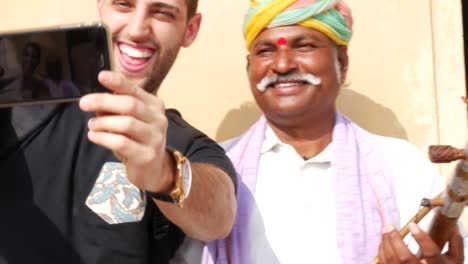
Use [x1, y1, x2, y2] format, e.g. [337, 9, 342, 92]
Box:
[0, 26, 110, 106]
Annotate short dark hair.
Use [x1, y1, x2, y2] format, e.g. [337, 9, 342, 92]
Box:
[186, 0, 198, 18]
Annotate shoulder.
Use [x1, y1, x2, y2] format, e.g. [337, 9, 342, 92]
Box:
[366, 133, 443, 201]
[165, 108, 207, 152]
[164, 108, 237, 184]
[369, 133, 430, 164]
[357, 129, 435, 174]
[345, 118, 426, 161]
[165, 109, 204, 136]
[373, 134, 421, 154]
[165, 108, 183, 122]
[219, 136, 242, 151]
[349, 122, 442, 186]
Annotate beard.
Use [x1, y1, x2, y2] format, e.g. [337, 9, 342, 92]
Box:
[141, 44, 181, 93]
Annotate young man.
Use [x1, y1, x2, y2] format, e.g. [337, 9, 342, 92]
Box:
[177, 0, 465, 263]
[0, 0, 236, 263]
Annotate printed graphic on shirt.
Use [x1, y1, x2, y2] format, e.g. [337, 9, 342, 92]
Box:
[86, 162, 146, 224]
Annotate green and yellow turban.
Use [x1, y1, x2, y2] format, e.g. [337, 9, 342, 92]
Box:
[243, 0, 353, 49]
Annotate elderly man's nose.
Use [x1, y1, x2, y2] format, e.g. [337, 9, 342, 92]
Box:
[272, 50, 297, 74]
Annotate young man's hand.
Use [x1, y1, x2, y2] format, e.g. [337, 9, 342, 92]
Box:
[79, 70, 174, 194]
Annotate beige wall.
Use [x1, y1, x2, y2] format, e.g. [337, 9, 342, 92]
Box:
[2, 0, 466, 218]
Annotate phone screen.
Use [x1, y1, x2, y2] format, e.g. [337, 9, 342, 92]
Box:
[0, 24, 112, 107]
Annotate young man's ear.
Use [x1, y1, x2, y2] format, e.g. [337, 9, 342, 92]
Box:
[182, 13, 202, 48]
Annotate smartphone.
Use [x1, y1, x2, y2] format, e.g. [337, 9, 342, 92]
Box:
[0, 23, 113, 108]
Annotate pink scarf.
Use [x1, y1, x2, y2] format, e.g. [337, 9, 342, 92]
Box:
[202, 112, 400, 263]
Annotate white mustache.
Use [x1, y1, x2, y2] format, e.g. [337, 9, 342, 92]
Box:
[256, 73, 322, 93]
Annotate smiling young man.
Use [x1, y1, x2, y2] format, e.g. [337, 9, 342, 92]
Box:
[174, 0, 465, 263]
[0, 0, 236, 263]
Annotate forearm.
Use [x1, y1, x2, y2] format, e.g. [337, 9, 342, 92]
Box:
[154, 163, 236, 242]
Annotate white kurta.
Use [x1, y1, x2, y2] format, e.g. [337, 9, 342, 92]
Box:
[172, 124, 466, 263]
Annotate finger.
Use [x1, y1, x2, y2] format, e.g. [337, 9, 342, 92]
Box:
[98, 71, 154, 104]
[87, 130, 139, 155]
[387, 226, 419, 263]
[88, 115, 152, 143]
[87, 128, 165, 164]
[87, 130, 145, 165]
[79, 93, 152, 123]
[381, 225, 398, 263]
[408, 223, 444, 264]
[445, 225, 464, 261]
[378, 242, 388, 264]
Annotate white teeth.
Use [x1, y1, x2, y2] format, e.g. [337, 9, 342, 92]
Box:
[119, 44, 153, 58]
[276, 82, 301, 88]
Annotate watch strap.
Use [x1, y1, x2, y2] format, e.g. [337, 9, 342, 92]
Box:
[148, 146, 186, 207]
[148, 192, 177, 204]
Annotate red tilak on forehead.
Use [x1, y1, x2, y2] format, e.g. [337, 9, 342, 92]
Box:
[277, 37, 287, 45]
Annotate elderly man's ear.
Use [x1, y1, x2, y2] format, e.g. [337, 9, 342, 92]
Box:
[337, 46, 349, 84]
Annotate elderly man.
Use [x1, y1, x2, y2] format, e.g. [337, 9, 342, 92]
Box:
[173, 0, 464, 263]
[0, 0, 236, 263]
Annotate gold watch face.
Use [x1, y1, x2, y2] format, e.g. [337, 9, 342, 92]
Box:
[180, 158, 192, 197]
[172, 150, 192, 204]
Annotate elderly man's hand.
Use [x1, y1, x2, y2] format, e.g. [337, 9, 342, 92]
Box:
[377, 223, 464, 264]
[79, 71, 174, 194]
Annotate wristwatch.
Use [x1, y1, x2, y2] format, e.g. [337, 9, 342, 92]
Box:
[149, 148, 192, 208]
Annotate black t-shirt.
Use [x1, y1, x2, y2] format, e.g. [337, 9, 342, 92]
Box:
[0, 103, 236, 264]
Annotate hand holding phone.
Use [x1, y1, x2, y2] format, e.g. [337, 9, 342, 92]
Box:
[0, 23, 113, 108]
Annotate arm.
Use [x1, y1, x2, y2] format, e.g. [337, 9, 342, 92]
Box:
[155, 159, 236, 241]
[374, 140, 467, 263]
[79, 71, 237, 242]
[153, 109, 237, 241]
[377, 223, 464, 264]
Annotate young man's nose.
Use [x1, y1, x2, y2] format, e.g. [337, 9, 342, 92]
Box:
[127, 9, 151, 42]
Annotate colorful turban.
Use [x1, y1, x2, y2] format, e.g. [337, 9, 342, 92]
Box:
[243, 0, 353, 49]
